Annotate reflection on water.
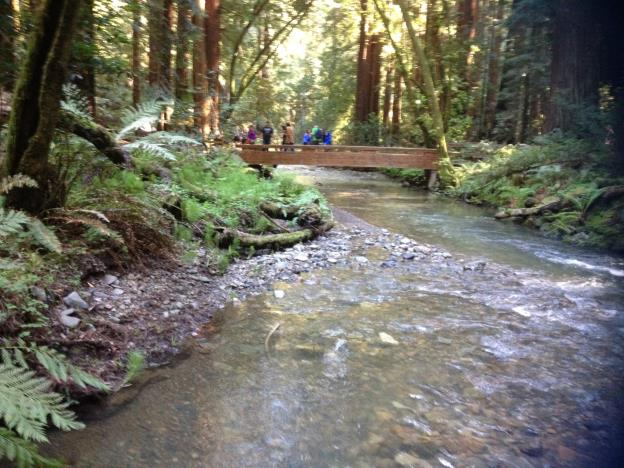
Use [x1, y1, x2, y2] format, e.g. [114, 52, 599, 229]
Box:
[49, 169, 624, 467]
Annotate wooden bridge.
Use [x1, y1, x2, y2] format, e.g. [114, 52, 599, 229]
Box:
[239, 144, 439, 169]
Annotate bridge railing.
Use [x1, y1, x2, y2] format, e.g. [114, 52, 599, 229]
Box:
[238, 144, 439, 169]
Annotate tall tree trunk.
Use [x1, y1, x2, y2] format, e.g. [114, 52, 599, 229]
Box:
[382, 65, 393, 128]
[131, 0, 142, 106]
[354, 0, 370, 122]
[174, 0, 191, 101]
[70, 0, 96, 117]
[546, 0, 601, 133]
[3, 0, 82, 212]
[398, 0, 455, 186]
[204, 0, 220, 134]
[391, 62, 402, 137]
[0, 0, 18, 91]
[482, 0, 506, 138]
[192, 0, 209, 136]
[367, 33, 382, 119]
[456, 0, 478, 79]
[148, 0, 173, 92]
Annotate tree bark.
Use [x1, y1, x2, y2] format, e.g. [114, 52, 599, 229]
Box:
[382, 65, 393, 128]
[391, 62, 402, 137]
[192, 0, 210, 136]
[354, 0, 370, 122]
[174, 0, 191, 101]
[204, 0, 221, 134]
[0, 0, 17, 92]
[131, 0, 142, 106]
[398, 0, 456, 186]
[70, 0, 97, 117]
[148, 0, 174, 92]
[3, 0, 82, 212]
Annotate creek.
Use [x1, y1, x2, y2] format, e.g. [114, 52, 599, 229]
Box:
[49, 168, 624, 467]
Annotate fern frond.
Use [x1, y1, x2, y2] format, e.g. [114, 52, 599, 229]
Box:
[27, 220, 62, 254]
[0, 209, 30, 237]
[116, 100, 163, 140]
[0, 363, 84, 443]
[31, 346, 109, 392]
[122, 351, 145, 387]
[0, 428, 63, 468]
[123, 141, 176, 160]
[0, 175, 38, 195]
[141, 132, 202, 147]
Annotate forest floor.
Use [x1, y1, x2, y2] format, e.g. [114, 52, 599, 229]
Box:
[43, 208, 384, 391]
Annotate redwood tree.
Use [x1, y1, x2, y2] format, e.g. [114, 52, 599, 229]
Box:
[2, 0, 82, 212]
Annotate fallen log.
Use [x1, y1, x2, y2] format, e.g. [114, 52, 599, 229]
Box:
[259, 201, 300, 220]
[495, 197, 562, 219]
[217, 221, 334, 250]
[58, 110, 129, 165]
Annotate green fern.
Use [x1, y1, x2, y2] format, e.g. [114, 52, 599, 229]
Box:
[0, 428, 62, 468]
[27, 220, 62, 254]
[0, 209, 30, 237]
[0, 363, 85, 442]
[116, 100, 163, 140]
[0, 175, 38, 195]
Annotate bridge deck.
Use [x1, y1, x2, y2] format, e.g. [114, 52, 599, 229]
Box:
[239, 144, 439, 169]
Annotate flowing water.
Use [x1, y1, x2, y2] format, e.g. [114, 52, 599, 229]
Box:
[50, 169, 624, 467]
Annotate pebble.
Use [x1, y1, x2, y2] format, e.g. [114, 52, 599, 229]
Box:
[379, 332, 399, 345]
[112, 288, 125, 296]
[354, 256, 369, 264]
[30, 286, 47, 302]
[294, 253, 309, 262]
[59, 309, 80, 328]
[274, 290, 286, 299]
[394, 452, 431, 467]
[402, 252, 416, 260]
[104, 274, 118, 285]
[63, 291, 89, 310]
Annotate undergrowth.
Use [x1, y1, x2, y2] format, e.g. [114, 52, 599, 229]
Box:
[451, 134, 624, 251]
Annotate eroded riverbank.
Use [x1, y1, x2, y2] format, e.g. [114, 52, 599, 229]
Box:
[48, 168, 624, 467]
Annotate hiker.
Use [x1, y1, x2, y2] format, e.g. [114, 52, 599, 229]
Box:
[261, 122, 274, 146]
[285, 122, 295, 151]
[303, 129, 312, 145]
[247, 125, 257, 144]
[324, 130, 332, 145]
[311, 125, 322, 145]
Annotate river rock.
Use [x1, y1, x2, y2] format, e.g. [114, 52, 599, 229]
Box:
[112, 288, 125, 296]
[63, 291, 89, 310]
[59, 309, 80, 328]
[104, 274, 118, 285]
[395, 452, 430, 467]
[274, 289, 285, 299]
[354, 256, 369, 264]
[402, 252, 416, 260]
[294, 253, 309, 262]
[520, 440, 544, 457]
[30, 286, 47, 302]
[379, 332, 399, 345]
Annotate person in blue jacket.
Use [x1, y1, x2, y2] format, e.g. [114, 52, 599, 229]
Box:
[303, 129, 312, 145]
[324, 130, 332, 145]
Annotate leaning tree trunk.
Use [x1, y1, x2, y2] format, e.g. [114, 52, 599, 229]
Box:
[3, 0, 82, 213]
[398, 0, 456, 186]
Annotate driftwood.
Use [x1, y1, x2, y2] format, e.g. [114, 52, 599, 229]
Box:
[259, 201, 300, 220]
[495, 197, 562, 219]
[264, 322, 281, 353]
[218, 220, 334, 250]
[58, 110, 129, 165]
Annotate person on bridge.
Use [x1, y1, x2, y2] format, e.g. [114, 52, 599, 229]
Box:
[247, 125, 257, 144]
[311, 125, 322, 145]
[261, 122, 274, 147]
[285, 122, 295, 150]
[324, 130, 332, 145]
[303, 129, 311, 145]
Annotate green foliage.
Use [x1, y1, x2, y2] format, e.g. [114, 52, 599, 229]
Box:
[121, 351, 145, 387]
[453, 136, 624, 250]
